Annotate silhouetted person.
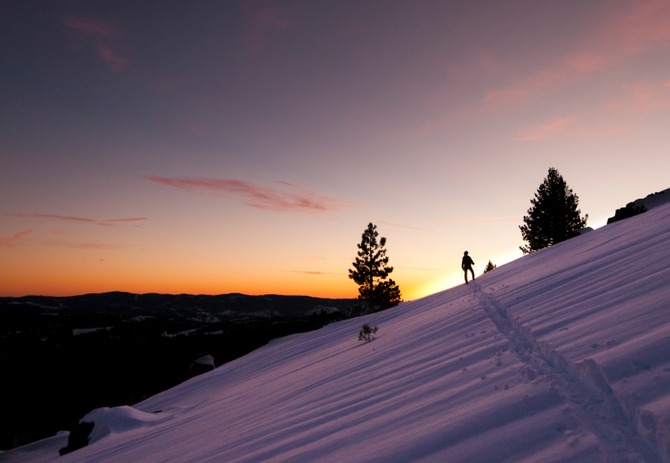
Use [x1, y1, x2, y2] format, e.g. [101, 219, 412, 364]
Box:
[462, 251, 475, 284]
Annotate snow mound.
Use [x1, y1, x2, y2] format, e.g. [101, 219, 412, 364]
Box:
[81, 406, 190, 445]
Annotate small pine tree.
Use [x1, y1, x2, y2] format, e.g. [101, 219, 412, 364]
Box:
[358, 324, 378, 342]
[520, 168, 588, 254]
[483, 260, 497, 273]
[349, 223, 402, 312]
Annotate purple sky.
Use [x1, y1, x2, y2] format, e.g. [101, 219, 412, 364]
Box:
[2, 0, 669, 298]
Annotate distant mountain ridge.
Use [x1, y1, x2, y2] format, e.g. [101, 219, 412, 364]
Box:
[1, 292, 357, 322]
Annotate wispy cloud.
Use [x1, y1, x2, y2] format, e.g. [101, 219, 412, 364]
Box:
[0, 230, 32, 247]
[43, 240, 124, 249]
[483, 0, 670, 108]
[9, 213, 96, 223]
[608, 79, 670, 113]
[62, 15, 128, 72]
[103, 218, 147, 223]
[374, 1, 670, 143]
[144, 176, 353, 213]
[244, 0, 295, 51]
[515, 117, 578, 141]
[514, 116, 635, 141]
[380, 221, 440, 234]
[8, 214, 147, 226]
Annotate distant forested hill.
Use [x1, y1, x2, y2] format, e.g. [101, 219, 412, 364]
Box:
[0, 293, 358, 450]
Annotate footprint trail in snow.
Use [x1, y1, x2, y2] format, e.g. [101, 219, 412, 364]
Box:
[472, 280, 662, 463]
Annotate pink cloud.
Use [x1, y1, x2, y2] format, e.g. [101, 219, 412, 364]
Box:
[8, 214, 147, 226]
[144, 175, 352, 213]
[62, 15, 128, 72]
[515, 116, 636, 141]
[9, 213, 96, 223]
[95, 44, 128, 72]
[514, 117, 578, 141]
[244, 1, 295, 51]
[63, 16, 118, 38]
[0, 230, 32, 247]
[381, 1, 670, 143]
[274, 180, 300, 188]
[483, 0, 670, 108]
[608, 79, 670, 113]
[103, 218, 147, 222]
[44, 240, 123, 249]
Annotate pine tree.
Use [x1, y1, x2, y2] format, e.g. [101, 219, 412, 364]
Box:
[520, 168, 588, 254]
[483, 260, 497, 273]
[349, 223, 402, 312]
[374, 279, 402, 309]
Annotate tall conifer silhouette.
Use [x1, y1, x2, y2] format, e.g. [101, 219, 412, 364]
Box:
[349, 223, 401, 312]
[520, 168, 588, 254]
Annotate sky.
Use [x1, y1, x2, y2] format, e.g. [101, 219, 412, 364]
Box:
[1, 0, 669, 300]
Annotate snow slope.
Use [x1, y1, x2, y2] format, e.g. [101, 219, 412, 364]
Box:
[3, 204, 670, 463]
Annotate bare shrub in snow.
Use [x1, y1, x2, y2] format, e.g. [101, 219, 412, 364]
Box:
[358, 324, 378, 342]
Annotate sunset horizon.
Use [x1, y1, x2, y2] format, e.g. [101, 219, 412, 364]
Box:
[2, 1, 669, 300]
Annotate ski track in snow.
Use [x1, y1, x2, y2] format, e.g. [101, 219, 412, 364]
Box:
[472, 280, 662, 463]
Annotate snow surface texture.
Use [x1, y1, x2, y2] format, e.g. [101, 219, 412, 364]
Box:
[2, 203, 670, 463]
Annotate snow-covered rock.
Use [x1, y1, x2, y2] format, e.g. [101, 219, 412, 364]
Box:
[188, 354, 215, 377]
[305, 305, 340, 316]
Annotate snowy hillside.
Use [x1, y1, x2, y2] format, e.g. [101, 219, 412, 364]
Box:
[3, 203, 670, 463]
